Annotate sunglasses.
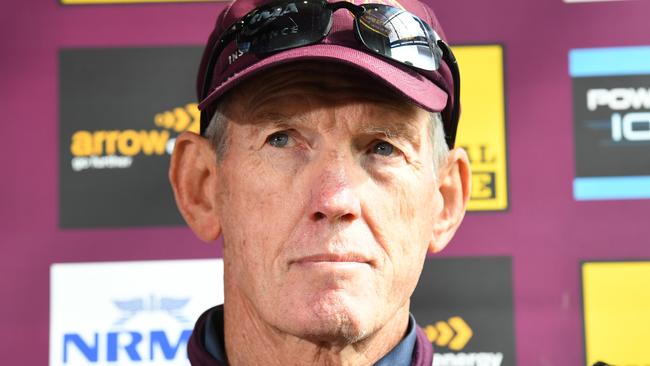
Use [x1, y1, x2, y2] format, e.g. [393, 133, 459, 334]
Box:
[200, 0, 460, 147]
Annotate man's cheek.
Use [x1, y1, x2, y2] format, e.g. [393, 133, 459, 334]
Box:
[378, 185, 432, 262]
[376, 183, 421, 238]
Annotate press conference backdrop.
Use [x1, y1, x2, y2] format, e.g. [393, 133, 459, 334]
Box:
[2, 0, 650, 365]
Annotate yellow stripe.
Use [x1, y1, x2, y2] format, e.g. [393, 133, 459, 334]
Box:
[453, 45, 508, 211]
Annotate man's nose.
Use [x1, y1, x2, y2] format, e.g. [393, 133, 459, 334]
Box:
[309, 158, 362, 224]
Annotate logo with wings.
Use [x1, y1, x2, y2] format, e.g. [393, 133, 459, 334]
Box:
[112, 295, 190, 326]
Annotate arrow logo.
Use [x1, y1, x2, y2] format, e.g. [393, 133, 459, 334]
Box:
[154, 103, 200, 134]
[423, 316, 473, 351]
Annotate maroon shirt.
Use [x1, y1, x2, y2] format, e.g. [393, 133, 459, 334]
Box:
[187, 306, 434, 366]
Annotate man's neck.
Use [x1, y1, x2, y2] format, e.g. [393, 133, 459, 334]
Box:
[223, 288, 410, 366]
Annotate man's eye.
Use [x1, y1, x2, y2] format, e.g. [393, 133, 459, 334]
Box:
[267, 132, 290, 148]
[372, 141, 395, 156]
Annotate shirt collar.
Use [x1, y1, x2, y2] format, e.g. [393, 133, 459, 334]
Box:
[373, 313, 417, 366]
[204, 305, 227, 364]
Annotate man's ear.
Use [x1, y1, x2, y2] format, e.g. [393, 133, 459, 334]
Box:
[429, 147, 471, 253]
[169, 131, 222, 242]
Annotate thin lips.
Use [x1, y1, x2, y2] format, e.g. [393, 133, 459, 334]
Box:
[292, 253, 372, 265]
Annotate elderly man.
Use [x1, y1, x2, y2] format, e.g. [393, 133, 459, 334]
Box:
[169, 0, 470, 364]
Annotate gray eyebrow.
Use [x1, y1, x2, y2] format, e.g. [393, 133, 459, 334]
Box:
[241, 111, 308, 141]
[359, 125, 395, 138]
[245, 110, 423, 150]
[358, 120, 422, 149]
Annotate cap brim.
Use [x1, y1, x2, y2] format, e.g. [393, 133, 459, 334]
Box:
[198, 44, 448, 113]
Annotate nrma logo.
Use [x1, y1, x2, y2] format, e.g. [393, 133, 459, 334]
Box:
[69, 103, 199, 172]
[62, 296, 193, 365]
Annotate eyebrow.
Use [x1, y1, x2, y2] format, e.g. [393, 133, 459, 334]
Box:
[358, 119, 423, 149]
[241, 111, 307, 141]
[246, 110, 423, 149]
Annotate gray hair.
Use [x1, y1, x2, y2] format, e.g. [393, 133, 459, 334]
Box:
[204, 100, 231, 159]
[428, 112, 450, 174]
[205, 101, 449, 174]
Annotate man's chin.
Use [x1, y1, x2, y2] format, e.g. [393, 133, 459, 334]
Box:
[290, 315, 369, 346]
[285, 291, 374, 345]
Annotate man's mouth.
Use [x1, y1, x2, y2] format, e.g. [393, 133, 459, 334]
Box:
[290, 253, 373, 268]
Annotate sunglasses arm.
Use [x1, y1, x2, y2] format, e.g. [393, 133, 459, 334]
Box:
[328, 1, 365, 17]
[438, 40, 461, 148]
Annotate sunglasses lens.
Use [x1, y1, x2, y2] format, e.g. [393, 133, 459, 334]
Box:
[357, 5, 441, 71]
[238, 1, 332, 54]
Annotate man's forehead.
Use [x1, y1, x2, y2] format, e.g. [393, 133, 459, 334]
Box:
[249, 106, 424, 132]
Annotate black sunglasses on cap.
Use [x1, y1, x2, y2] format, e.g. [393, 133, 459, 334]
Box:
[200, 0, 460, 147]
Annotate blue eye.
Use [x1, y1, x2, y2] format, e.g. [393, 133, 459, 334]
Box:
[372, 141, 394, 156]
[267, 132, 289, 147]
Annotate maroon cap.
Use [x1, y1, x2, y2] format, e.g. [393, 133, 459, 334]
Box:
[196, 0, 458, 140]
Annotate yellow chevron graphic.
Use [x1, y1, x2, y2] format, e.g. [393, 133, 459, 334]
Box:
[154, 103, 200, 134]
[423, 316, 473, 351]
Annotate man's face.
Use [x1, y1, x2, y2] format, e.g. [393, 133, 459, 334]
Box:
[214, 63, 444, 342]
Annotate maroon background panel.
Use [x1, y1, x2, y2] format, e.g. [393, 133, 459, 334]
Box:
[2, 0, 650, 365]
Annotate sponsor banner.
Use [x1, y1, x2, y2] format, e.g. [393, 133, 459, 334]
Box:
[49, 259, 224, 366]
[570, 46, 650, 201]
[582, 261, 650, 366]
[411, 257, 515, 366]
[61, 0, 218, 4]
[454, 45, 509, 211]
[59, 47, 203, 227]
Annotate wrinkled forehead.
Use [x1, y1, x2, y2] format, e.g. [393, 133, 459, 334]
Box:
[225, 61, 421, 121]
